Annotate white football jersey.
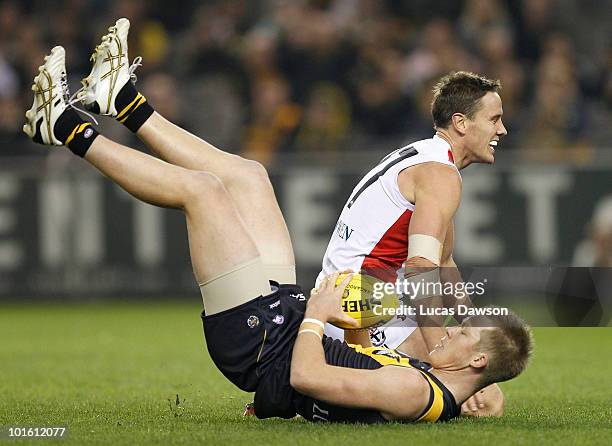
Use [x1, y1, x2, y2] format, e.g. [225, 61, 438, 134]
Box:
[318, 135, 459, 348]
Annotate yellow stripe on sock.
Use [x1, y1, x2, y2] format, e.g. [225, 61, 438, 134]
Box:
[65, 122, 91, 147]
[116, 92, 144, 121]
[118, 97, 146, 123]
[65, 125, 80, 147]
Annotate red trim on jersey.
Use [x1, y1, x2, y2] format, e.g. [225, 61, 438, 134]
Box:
[361, 209, 413, 282]
[448, 149, 455, 164]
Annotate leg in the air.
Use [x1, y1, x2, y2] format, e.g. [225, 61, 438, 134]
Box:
[23, 46, 272, 314]
[137, 113, 296, 279]
[78, 18, 295, 282]
[83, 136, 259, 283]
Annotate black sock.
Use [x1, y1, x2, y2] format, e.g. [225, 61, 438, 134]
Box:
[53, 109, 99, 157]
[115, 81, 154, 133]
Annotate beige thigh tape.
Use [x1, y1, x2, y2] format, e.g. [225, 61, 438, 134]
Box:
[264, 264, 296, 284]
[199, 258, 271, 315]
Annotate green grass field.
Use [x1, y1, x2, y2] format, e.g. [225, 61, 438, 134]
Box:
[0, 302, 610, 445]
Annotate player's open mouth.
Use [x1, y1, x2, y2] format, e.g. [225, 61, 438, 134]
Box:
[489, 140, 498, 153]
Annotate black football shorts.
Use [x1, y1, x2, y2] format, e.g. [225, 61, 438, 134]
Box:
[202, 282, 306, 392]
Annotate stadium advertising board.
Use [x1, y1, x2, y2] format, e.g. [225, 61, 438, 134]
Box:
[0, 163, 609, 302]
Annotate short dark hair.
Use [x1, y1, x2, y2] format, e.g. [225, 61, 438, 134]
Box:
[431, 71, 501, 129]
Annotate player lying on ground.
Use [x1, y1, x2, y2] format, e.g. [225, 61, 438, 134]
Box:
[23, 19, 533, 423]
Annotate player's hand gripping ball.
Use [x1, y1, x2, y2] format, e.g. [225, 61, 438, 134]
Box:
[332, 273, 400, 330]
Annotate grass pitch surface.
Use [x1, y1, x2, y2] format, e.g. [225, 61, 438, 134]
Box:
[0, 302, 610, 445]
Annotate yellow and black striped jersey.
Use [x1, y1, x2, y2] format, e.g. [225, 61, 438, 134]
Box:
[290, 337, 459, 423]
[345, 343, 458, 422]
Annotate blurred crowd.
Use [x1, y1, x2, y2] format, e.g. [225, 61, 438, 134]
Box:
[1, 0, 611, 165]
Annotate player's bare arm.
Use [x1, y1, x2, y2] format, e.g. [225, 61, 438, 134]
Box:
[399, 249, 505, 416]
[398, 162, 461, 268]
[397, 163, 461, 350]
[398, 162, 461, 261]
[399, 204, 505, 418]
[397, 257, 505, 417]
[291, 274, 430, 421]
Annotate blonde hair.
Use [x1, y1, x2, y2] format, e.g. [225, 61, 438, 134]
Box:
[469, 310, 533, 388]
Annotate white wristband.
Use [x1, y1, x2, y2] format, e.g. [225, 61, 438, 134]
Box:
[302, 318, 325, 329]
[298, 329, 323, 341]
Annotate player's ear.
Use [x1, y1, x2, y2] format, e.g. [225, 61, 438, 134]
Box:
[470, 352, 488, 370]
[451, 113, 467, 135]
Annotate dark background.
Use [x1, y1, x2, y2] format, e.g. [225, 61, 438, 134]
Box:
[0, 0, 610, 299]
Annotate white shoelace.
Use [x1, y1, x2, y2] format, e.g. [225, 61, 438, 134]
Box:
[66, 55, 143, 124]
[128, 56, 142, 83]
[59, 72, 99, 125]
[67, 91, 99, 125]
